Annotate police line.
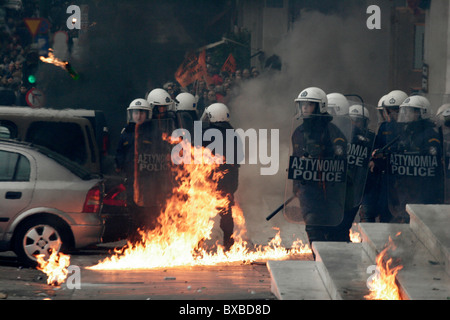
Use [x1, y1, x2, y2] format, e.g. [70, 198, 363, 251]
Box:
[137, 121, 440, 179]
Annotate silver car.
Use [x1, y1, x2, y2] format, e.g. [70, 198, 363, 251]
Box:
[0, 139, 105, 266]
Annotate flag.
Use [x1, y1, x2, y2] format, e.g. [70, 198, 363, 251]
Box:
[221, 53, 236, 75]
[175, 50, 209, 88]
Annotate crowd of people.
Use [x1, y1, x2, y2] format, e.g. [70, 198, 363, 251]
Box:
[0, 4, 34, 106]
[159, 63, 260, 119]
[0, 0, 72, 106]
[1, 1, 262, 111]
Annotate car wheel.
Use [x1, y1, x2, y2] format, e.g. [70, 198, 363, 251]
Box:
[13, 217, 69, 267]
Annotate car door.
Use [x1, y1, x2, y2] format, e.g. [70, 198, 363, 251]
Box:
[0, 148, 35, 236]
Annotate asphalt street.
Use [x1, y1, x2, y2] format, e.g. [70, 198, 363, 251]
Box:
[0, 219, 311, 301]
[0, 247, 273, 300]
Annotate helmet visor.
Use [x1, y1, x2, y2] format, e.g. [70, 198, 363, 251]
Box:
[398, 106, 421, 123]
[128, 109, 150, 123]
[327, 106, 338, 116]
[296, 101, 320, 118]
[384, 106, 400, 122]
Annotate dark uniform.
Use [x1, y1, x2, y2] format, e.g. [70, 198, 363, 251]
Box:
[394, 118, 441, 155]
[202, 121, 241, 251]
[115, 122, 137, 210]
[386, 118, 443, 223]
[133, 111, 178, 232]
[440, 116, 450, 203]
[359, 120, 398, 222]
[338, 123, 375, 241]
[291, 114, 348, 243]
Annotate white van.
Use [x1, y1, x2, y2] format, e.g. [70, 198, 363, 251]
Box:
[0, 106, 112, 174]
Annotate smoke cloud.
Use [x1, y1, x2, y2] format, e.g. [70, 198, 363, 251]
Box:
[230, 8, 390, 240]
[37, 0, 231, 146]
[36, 2, 391, 244]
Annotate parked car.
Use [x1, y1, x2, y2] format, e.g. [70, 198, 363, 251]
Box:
[101, 181, 131, 242]
[0, 106, 129, 242]
[0, 139, 105, 266]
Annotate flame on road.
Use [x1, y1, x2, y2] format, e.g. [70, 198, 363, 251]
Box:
[88, 138, 311, 270]
[36, 249, 70, 286]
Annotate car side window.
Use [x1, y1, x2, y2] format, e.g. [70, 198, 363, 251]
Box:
[0, 150, 30, 181]
[25, 121, 87, 166]
[15, 154, 31, 181]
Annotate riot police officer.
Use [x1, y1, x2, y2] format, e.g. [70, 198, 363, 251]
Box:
[338, 104, 375, 240]
[386, 95, 443, 222]
[436, 104, 450, 203]
[359, 90, 407, 222]
[396, 95, 437, 154]
[290, 87, 349, 244]
[115, 98, 152, 238]
[115, 98, 152, 196]
[133, 89, 178, 232]
[201, 102, 242, 251]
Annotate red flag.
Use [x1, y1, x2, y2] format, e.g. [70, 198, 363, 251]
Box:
[175, 50, 209, 88]
[221, 53, 236, 75]
[197, 50, 212, 85]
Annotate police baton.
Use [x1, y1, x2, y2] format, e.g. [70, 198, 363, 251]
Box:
[373, 135, 400, 156]
[266, 196, 295, 221]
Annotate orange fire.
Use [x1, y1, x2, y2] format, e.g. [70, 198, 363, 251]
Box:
[88, 137, 310, 270]
[350, 229, 362, 243]
[39, 48, 68, 69]
[365, 236, 403, 300]
[36, 249, 71, 286]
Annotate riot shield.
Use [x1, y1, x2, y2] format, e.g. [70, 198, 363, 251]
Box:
[284, 113, 351, 226]
[346, 103, 376, 210]
[387, 120, 444, 222]
[437, 121, 450, 203]
[134, 117, 178, 208]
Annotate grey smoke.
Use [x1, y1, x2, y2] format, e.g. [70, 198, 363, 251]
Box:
[35, 2, 391, 243]
[230, 8, 390, 235]
[37, 0, 231, 147]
